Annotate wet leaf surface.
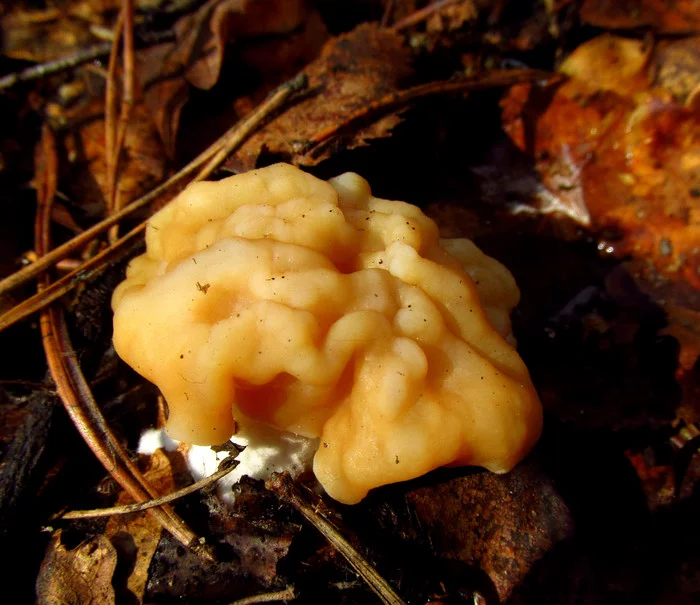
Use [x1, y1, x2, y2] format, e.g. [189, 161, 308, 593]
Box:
[652, 36, 700, 104]
[498, 33, 700, 438]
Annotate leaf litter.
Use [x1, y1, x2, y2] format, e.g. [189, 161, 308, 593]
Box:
[0, 0, 698, 603]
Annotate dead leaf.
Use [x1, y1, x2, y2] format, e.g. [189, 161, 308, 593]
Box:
[140, 0, 309, 157]
[232, 22, 413, 168]
[0, 5, 105, 63]
[501, 33, 700, 433]
[105, 448, 183, 602]
[502, 75, 700, 421]
[36, 531, 117, 605]
[625, 450, 676, 510]
[583, 98, 700, 288]
[581, 0, 700, 34]
[139, 46, 191, 159]
[237, 10, 329, 90]
[173, 9, 329, 161]
[559, 34, 652, 96]
[663, 302, 700, 375]
[176, 0, 307, 91]
[59, 95, 168, 216]
[502, 75, 700, 289]
[404, 461, 575, 602]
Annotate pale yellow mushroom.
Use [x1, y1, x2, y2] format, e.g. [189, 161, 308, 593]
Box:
[112, 164, 542, 504]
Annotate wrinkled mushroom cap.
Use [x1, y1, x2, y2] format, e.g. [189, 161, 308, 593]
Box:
[112, 164, 542, 503]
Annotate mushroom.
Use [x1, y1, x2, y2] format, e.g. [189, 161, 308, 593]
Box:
[112, 163, 542, 504]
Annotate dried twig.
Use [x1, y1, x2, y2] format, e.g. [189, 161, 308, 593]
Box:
[106, 0, 137, 243]
[0, 73, 309, 332]
[230, 586, 296, 605]
[34, 125, 209, 556]
[391, 0, 463, 31]
[195, 73, 307, 181]
[267, 474, 407, 605]
[304, 69, 560, 159]
[380, 0, 396, 28]
[0, 222, 145, 333]
[0, 31, 175, 93]
[61, 456, 239, 519]
[105, 8, 125, 238]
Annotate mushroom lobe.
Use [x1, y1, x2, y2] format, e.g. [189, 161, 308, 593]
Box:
[112, 164, 542, 503]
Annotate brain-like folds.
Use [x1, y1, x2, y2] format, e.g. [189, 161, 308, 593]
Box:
[113, 164, 542, 503]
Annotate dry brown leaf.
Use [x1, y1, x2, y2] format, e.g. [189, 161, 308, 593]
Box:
[405, 461, 574, 602]
[176, 9, 329, 160]
[232, 22, 413, 169]
[141, 73, 189, 162]
[501, 37, 700, 418]
[501, 77, 699, 290]
[140, 0, 309, 157]
[237, 10, 329, 90]
[105, 448, 184, 602]
[425, 0, 478, 33]
[177, 0, 307, 91]
[0, 5, 105, 63]
[36, 531, 118, 605]
[581, 0, 700, 34]
[59, 95, 168, 216]
[653, 36, 700, 105]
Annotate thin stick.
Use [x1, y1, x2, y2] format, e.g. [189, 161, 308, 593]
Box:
[194, 72, 308, 182]
[42, 305, 210, 554]
[107, 0, 136, 242]
[267, 475, 407, 605]
[230, 586, 296, 605]
[0, 43, 112, 91]
[380, 0, 396, 28]
[0, 221, 145, 333]
[304, 69, 559, 157]
[390, 0, 463, 31]
[105, 9, 124, 227]
[34, 127, 207, 556]
[0, 73, 309, 309]
[0, 156, 192, 300]
[0, 30, 175, 92]
[61, 457, 239, 519]
[34, 126, 58, 258]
